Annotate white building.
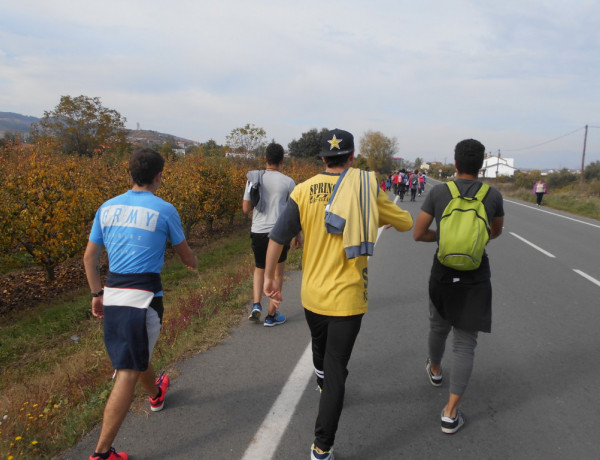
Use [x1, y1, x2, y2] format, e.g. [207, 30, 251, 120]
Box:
[480, 155, 516, 178]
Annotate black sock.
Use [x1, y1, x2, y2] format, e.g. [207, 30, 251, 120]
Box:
[154, 387, 162, 400]
[93, 451, 111, 459]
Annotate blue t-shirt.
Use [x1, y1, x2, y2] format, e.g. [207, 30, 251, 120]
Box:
[89, 190, 186, 275]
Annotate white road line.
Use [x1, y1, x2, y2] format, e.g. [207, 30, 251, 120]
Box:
[245, 207, 390, 459]
[509, 232, 556, 258]
[573, 269, 600, 288]
[241, 344, 313, 460]
[505, 199, 600, 229]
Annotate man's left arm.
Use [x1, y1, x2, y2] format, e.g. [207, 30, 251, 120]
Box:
[488, 189, 504, 240]
[490, 216, 504, 239]
[174, 240, 198, 269]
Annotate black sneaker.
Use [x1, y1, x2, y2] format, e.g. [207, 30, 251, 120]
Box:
[426, 358, 442, 387]
[441, 409, 466, 434]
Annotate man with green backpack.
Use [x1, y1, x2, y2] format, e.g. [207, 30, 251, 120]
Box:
[413, 139, 504, 434]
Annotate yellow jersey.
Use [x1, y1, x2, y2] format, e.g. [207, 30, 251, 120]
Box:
[271, 171, 413, 317]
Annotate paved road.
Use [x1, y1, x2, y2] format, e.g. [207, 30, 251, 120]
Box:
[62, 182, 600, 459]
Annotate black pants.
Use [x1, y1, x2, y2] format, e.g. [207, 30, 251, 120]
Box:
[410, 188, 417, 201]
[536, 192, 544, 205]
[305, 309, 364, 451]
[398, 184, 406, 201]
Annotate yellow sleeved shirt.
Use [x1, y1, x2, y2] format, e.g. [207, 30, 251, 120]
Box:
[290, 172, 413, 317]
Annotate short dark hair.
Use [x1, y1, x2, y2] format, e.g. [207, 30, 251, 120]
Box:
[323, 152, 351, 167]
[455, 139, 485, 175]
[265, 143, 285, 165]
[129, 148, 165, 186]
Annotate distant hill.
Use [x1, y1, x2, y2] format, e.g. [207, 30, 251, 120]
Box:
[0, 111, 198, 147]
[0, 112, 40, 135]
[126, 129, 199, 148]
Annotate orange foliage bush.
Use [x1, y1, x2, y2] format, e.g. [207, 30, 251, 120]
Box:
[0, 144, 121, 280]
[160, 155, 248, 236]
[0, 143, 322, 282]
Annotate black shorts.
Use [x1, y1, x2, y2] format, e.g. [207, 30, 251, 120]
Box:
[251, 232, 289, 269]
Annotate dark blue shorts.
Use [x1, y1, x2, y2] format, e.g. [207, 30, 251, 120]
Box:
[103, 273, 163, 371]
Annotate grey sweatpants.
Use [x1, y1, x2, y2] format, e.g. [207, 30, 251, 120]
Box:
[428, 300, 478, 397]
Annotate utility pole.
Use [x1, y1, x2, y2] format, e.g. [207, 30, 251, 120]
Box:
[580, 124, 588, 185]
[496, 150, 500, 178]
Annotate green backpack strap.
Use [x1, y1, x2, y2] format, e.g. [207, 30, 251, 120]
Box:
[475, 183, 490, 201]
[446, 181, 460, 198]
[446, 181, 490, 201]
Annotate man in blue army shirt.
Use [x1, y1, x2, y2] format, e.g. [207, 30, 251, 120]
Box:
[83, 148, 197, 460]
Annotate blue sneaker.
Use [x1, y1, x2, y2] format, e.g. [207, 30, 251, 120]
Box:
[263, 311, 286, 327]
[311, 444, 333, 460]
[249, 303, 262, 321]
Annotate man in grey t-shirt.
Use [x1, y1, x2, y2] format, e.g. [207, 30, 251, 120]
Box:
[242, 143, 297, 326]
[413, 139, 504, 435]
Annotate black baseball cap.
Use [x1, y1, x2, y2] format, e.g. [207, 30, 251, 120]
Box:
[321, 128, 355, 157]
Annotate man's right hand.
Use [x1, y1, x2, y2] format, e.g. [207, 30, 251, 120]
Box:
[91, 297, 104, 318]
[264, 277, 283, 307]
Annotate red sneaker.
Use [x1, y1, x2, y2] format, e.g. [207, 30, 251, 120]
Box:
[149, 372, 170, 412]
[90, 447, 128, 460]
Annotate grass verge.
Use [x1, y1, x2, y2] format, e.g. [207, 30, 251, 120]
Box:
[495, 184, 600, 220]
[0, 224, 304, 459]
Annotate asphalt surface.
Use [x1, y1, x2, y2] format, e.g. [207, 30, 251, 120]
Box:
[62, 181, 600, 459]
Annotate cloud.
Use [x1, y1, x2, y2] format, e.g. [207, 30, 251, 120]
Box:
[1, 0, 599, 168]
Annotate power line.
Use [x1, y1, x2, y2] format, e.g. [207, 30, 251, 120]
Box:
[502, 126, 586, 152]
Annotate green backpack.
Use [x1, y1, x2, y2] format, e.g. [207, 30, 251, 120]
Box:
[437, 181, 491, 271]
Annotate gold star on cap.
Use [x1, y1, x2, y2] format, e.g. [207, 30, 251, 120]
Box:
[327, 134, 343, 150]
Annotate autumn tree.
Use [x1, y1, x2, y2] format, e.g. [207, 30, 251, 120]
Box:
[225, 123, 267, 157]
[353, 155, 369, 170]
[288, 128, 329, 160]
[158, 135, 179, 161]
[414, 157, 423, 170]
[438, 163, 456, 179]
[160, 155, 247, 236]
[514, 170, 540, 189]
[159, 156, 206, 238]
[0, 146, 113, 280]
[31, 95, 128, 157]
[359, 131, 397, 173]
[202, 139, 225, 157]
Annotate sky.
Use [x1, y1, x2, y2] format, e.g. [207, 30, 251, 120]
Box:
[1, 0, 599, 170]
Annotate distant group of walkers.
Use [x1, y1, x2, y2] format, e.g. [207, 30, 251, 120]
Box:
[83, 132, 504, 460]
[382, 169, 427, 202]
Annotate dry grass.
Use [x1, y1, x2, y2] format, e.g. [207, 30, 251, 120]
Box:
[0, 225, 262, 459]
[493, 181, 600, 220]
